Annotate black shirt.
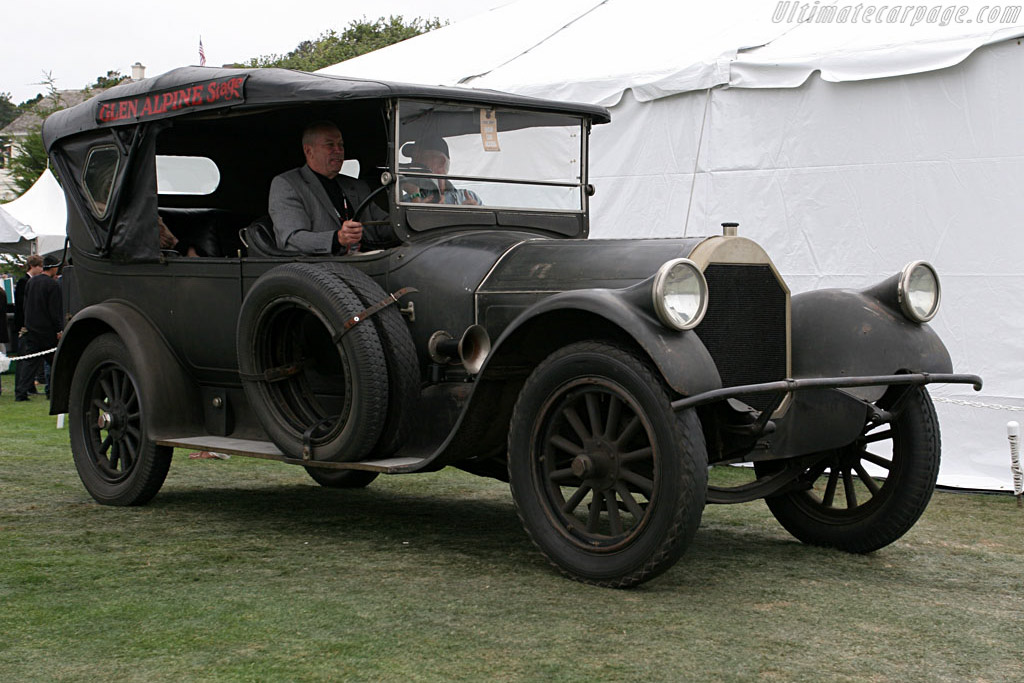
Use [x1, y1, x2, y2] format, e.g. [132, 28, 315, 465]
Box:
[313, 172, 353, 222]
[23, 273, 62, 342]
[313, 171, 354, 255]
[0, 294, 8, 344]
[13, 274, 28, 330]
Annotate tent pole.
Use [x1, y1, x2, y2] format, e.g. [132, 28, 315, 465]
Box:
[683, 86, 714, 238]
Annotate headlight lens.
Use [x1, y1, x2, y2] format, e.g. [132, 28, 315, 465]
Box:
[898, 261, 941, 322]
[652, 258, 708, 330]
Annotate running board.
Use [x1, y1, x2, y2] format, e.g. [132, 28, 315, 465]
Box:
[155, 436, 429, 473]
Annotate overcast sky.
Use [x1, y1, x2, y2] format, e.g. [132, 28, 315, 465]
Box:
[1, 0, 503, 104]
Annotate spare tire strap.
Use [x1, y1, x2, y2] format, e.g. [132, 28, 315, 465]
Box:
[302, 415, 338, 460]
[333, 286, 419, 344]
[238, 360, 307, 383]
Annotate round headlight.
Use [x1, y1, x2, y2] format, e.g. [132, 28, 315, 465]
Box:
[652, 258, 708, 331]
[898, 261, 941, 323]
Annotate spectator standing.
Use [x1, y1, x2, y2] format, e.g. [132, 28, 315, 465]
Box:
[0, 290, 7, 396]
[12, 256, 42, 357]
[12, 256, 43, 400]
[0, 290, 8, 353]
[15, 255, 62, 401]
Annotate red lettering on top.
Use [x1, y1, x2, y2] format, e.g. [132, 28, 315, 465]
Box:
[97, 77, 246, 124]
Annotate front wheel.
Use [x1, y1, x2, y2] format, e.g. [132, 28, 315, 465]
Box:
[759, 386, 941, 552]
[508, 342, 707, 588]
[69, 333, 172, 506]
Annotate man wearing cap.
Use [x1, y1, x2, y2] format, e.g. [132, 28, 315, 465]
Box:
[15, 255, 62, 401]
[407, 137, 483, 206]
[269, 121, 396, 254]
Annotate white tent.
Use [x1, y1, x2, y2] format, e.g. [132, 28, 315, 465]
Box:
[322, 0, 1024, 491]
[0, 203, 35, 254]
[0, 169, 68, 255]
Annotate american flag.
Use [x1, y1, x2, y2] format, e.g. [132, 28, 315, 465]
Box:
[199, 37, 206, 67]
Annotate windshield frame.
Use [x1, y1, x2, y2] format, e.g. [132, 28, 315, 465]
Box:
[392, 99, 590, 215]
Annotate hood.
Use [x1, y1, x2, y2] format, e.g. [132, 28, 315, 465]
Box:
[478, 237, 708, 294]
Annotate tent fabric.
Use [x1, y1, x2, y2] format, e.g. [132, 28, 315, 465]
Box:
[319, 1, 1024, 491]
[0, 204, 34, 254]
[319, 0, 781, 105]
[731, 20, 1024, 88]
[320, 1, 1024, 102]
[1, 170, 68, 255]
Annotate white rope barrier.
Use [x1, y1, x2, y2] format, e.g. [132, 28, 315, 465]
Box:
[934, 397, 1024, 412]
[0, 347, 58, 373]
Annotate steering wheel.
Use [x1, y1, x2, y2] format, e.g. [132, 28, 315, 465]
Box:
[352, 184, 391, 226]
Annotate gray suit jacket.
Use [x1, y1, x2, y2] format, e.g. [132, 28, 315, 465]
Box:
[269, 165, 391, 254]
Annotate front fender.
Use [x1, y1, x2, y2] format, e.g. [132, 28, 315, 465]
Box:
[792, 289, 953, 382]
[482, 287, 722, 398]
[49, 301, 203, 438]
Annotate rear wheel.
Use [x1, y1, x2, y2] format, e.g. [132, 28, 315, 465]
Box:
[69, 333, 172, 506]
[759, 386, 940, 552]
[508, 342, 707, 588]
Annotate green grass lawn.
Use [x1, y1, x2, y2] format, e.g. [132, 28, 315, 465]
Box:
[2, 371, 1022, 682]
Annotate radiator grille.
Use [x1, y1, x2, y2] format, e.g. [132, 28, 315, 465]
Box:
[695, 264, 788, 412]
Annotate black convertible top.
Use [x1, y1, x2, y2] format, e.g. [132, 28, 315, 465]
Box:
[43, 66, 611, 150]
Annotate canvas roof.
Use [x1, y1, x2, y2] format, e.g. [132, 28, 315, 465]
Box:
[42, 66, 609, 150]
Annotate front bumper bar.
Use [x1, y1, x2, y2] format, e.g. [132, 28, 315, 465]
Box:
[670, 372, 983, 412]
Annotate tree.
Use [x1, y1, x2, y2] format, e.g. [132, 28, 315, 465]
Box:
[0, 92, 19, 131]
[3, 73, 65, 195]
[91, 70, 129, 90]
[246, 16, 444, 71]
[6, 130, 48, 195]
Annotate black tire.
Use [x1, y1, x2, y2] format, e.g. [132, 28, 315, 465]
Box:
[508, 341, 707, 588]
[69, 333, 172, 506]
[320, 264, 418, 456]
[237, 263, 388, 462]
[304, 466, 379, 489]
[759, 386, 940, 552]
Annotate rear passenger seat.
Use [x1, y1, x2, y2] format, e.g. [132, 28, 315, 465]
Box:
[159, 208, 251, 257]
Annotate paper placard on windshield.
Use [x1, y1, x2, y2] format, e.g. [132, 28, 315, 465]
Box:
[480, 110, 500, 152]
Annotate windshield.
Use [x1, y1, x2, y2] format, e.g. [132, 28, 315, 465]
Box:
[396, 101, 586, 212]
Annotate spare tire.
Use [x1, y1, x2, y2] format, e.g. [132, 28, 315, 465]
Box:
[237, 263, 387, 462]
[321, 264, 419, 456]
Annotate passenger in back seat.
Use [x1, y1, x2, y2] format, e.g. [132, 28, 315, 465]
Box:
[159, 215, 223, 257]
[159, 216, 198, 257]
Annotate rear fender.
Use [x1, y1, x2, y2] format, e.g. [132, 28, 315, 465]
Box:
[50, 301, 203, 438]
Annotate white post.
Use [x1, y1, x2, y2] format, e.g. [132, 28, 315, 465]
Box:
[1008, 421, 1022, 508]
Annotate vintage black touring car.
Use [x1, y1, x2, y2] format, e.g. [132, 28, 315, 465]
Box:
[43, 67, 981, 587]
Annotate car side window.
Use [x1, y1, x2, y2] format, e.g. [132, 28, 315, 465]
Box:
[82, 146, 120, 219]
[156, 155, 221, 195]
